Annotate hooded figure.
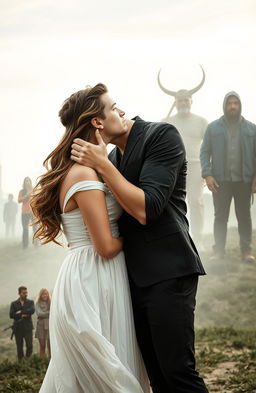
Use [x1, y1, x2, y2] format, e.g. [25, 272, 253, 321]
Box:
[200, 91, 256, 262]
[223, 91, 242, 121]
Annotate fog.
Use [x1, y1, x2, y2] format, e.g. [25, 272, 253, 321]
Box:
[1, 0, 256, 195]
[1, 1, 256, 304]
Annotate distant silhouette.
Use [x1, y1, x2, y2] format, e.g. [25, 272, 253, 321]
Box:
[18, 177, 36, 249]
[159, 66, 207, 252]
[35, 288, 51, 358]
[3, 193, 18, 238]
[9, 286, 35, 361]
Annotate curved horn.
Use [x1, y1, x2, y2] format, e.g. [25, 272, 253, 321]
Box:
[188, 65, 205, 96]
[157, 69, 177, 97]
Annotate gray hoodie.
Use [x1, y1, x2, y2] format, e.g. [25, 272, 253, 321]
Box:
[200, 92, 256, 182]
[223, 91, 242, 119]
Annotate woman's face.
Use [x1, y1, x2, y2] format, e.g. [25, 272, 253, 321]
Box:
[24, 178, 32, 189]
[41, 291, 49, 301]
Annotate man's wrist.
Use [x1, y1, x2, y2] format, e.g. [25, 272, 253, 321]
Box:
[96, 158, 112, 176]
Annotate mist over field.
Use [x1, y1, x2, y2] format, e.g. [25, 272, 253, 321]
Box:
[0, 220, 255, 325]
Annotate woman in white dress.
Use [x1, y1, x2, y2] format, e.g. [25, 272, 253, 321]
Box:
[31, 84, 149, 393]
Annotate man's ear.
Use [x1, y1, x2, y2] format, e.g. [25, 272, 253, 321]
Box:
[91, 117, 104, 130]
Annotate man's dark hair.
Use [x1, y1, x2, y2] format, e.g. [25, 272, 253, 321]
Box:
[18, 286, 27, 294]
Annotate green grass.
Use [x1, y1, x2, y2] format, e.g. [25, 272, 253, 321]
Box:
[0, 355, 48, 393]
[0, 328, 255, 393]
[195, 327, 256, 393]
[196, 228, 256, 328]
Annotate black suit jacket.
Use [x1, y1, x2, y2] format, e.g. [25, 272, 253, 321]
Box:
[109, 117, 206, 287]
[9, 298, 35, 332]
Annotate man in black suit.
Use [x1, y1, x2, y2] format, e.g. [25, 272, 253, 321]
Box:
[71, 89, 208, 392]
[9, 286, 35, 360]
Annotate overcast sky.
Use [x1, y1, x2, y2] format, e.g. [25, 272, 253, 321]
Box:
[1, 0, 256, 195]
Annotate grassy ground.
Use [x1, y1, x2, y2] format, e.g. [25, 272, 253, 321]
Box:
[0, 328, 255, 393]
[0, 229, 255, 392]
[196, 228, 256, 328]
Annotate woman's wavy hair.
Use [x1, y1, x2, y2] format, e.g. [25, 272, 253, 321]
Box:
[30, 83, 108, 245]
[36, 288, 51, 308]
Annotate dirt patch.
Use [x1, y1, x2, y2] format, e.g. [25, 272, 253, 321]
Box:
[204, 361, 237, 392]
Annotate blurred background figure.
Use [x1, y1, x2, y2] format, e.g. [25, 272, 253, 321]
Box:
[9, 286, 35, 361]
[3, 193, 18, 238]
[200, 91, 256, 262]
[18, 176, 35, 249]
[35, 288, 51, 358]
[158, 66, 208, 252]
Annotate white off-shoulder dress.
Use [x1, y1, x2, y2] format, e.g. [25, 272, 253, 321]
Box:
[39, 181, 149, 393]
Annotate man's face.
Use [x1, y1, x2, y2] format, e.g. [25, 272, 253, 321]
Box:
[175, 96, 192, 114]
[225, 96, 241, 118]
[100, 93, 128, 143]
[19, 289, 28, 301]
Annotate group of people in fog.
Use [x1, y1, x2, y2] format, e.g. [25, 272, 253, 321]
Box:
[201, 91, 256, 262]
[159, 67, 255, 262]
[3, 176, 37, 249]
[9, 286, 51, 360]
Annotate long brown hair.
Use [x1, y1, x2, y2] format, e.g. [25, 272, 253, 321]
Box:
[30, 83, 108, 245]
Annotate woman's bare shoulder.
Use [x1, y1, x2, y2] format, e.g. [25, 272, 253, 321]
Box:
[66, 164, 100, 183]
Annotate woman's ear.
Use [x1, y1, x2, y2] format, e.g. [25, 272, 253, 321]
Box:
[91, 117, 104, 130]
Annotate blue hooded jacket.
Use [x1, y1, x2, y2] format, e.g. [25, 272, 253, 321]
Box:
[200, 91, 256, 183]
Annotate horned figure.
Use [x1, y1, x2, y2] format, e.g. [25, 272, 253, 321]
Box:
[157, 65, 206, 118]
[158, 65, 207, 252]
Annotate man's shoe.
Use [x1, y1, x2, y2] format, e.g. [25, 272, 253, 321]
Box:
[242, 253, 255, 263]
[210, 253, 225, 261]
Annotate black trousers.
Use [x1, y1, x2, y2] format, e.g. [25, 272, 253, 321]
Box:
[212, 182, 252, 254]
[14, 328, 33, 360]
[129, 275, 208, 393]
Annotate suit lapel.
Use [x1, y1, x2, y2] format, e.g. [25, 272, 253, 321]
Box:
[119, 118, 145, 173]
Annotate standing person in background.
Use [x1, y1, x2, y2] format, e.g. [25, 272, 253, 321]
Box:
[158, 66, 208, 252]
[35, 288, 51, 358]
[3, 193, 18, 238]
[200, 91, 256, 262]
[9, 286, 35, 361]
[18, 177, 34, 249]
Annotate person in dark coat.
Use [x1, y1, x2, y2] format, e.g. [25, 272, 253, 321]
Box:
[9, 286, 35, 360]
[200, 91, 256, 261]
[70, 84, 208, 393]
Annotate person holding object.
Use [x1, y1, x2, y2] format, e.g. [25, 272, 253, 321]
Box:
[9, 286, 35, 360]
[71, 85, 208, 392]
